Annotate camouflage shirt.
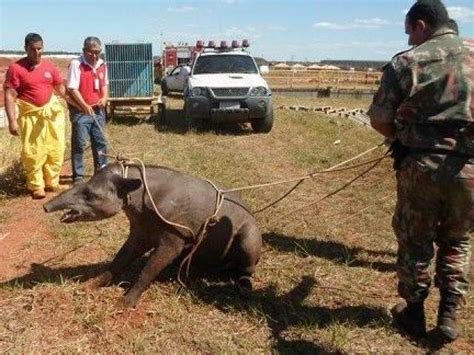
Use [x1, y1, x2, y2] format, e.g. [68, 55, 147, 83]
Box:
[368, 27, 474, 164]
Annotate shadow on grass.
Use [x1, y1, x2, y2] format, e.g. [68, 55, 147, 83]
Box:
[155, 108, 254, 136]
[1, 260, 449, 352]
[0, 261, 109, 288]
[0, 256, 176, 291]
[264, 232, 396, 272]
[108, 114, 158, 127]
[191, 275, 391, 353]
[0, 159, 28, 199]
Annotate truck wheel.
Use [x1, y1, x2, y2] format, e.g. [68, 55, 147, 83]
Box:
[161, 81, 169, 96]
[251, 108, 273, 133]
[183, 103, 194, 128]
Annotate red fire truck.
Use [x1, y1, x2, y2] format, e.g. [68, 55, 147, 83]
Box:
[162, 42, 203, 74]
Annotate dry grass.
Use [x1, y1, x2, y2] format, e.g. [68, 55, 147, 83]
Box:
[0, 93, 472, 353]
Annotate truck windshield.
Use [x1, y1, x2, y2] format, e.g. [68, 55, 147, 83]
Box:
[193, 55, 258, 74]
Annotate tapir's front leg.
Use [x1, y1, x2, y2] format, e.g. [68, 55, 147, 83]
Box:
[118, 232, 185, 308]
[87, 234, 151, 290]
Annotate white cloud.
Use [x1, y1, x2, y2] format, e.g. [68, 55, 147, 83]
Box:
[221, 0, 237, 4]
[223, 26, 248, 37]
[447, 6, 474, 22]
[354, 18, 391, 26]
[268, 25, 287, 32]
[221, 26, 262, 40]
[313, 17, 392, 30]
[167, 6, 195, 13]
[313, 22, 351, 30]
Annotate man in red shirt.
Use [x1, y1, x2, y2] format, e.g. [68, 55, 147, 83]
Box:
[4, 33, 68, 199]
[67, 36, 109, 183]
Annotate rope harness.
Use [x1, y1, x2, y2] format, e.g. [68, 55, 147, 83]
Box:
[116, 157, 226, 286]
[53, 113, 388, 287]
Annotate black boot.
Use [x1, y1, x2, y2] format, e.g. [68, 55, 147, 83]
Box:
[437, 291, 461, 342]
[391, 301, 426, 338]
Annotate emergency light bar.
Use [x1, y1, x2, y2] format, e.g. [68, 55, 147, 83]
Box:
[195, 40, 204, 49]
[196, 39, 250, 50]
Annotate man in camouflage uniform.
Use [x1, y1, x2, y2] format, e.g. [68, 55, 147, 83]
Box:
[368, 0, 473, 342]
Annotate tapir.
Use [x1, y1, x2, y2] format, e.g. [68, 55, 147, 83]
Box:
[43, 162, 262, 308]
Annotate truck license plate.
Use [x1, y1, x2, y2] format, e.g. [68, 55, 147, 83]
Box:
[220, 102, 240, 109]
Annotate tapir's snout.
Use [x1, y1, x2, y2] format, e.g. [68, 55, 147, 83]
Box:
[43, 198, 61, 213]
[43, 203, 51, 213]
[43, 190, 72, 214]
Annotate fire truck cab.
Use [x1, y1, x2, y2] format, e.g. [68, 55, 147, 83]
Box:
[183, 40, 273, 133]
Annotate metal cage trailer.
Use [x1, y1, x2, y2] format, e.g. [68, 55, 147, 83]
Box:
[105, 43, 157, 120]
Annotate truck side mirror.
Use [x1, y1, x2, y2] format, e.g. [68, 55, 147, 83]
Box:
[259, 65, 269, 75]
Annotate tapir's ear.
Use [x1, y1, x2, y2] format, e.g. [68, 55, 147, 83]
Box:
[118, 178, 142, 194]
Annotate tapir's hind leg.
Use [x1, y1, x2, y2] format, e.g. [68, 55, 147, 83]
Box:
[118, 232, 185, 308]
[231, 223, 262, 293]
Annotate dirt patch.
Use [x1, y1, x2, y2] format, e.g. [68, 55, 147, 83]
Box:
[0, 162, 103, 281]
[0, 197, 54, 279]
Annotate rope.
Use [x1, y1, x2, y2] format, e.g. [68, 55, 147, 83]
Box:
[221, 144, 384, 194]
[177, 179, 225, 286]
[123, 158, 196, 239]
[255, 153, 388, 214]
[100, 142, 387, 287]
[277, 149, 389, 220]
[115, 158, 226, 287]
[90, 112, 120, 158]
[78, 113, 389, 288]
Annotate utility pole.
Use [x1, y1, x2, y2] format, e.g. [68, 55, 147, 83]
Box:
[160, 31, 164, 68]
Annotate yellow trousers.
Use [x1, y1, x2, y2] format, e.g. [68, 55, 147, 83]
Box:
[17, 96, 66, 191]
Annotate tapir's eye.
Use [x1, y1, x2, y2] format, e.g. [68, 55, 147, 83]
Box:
[83, 190, 97, 201]
[83, 190, 92, 201]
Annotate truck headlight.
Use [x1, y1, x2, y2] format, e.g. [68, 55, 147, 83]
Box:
[249, 86, 269, 96]
[191, 87, 206, 96]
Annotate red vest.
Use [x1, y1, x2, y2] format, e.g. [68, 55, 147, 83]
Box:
[78, 62, 107, 105]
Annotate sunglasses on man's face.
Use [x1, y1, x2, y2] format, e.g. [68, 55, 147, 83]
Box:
[85, 49, 102, 56]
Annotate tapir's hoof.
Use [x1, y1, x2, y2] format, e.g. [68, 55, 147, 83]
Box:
[236, 276, 253, 297]
[85, 271, 113, 291]
[116, 295, 138, 309]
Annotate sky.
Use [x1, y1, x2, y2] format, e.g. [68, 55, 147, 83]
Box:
[1, 0, 473, 62]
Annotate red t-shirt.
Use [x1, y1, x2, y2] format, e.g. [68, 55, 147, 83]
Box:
[3, 58, 63, 107]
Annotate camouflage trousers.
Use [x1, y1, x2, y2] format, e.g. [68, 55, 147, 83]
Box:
[393, 156, 473, 303]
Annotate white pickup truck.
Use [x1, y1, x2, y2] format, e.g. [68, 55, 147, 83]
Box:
[183, 43, 273, 133]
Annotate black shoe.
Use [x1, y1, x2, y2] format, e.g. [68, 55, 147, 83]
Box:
[437, 292, 461, 342]
[391, 301, 426, 338]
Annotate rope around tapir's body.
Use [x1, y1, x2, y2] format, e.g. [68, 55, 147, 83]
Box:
[107, 145, 387, 287]
[91, 113, 388, 287]
[118, 157, 225, 287]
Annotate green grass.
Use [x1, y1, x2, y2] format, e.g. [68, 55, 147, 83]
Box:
[0, 93, 472, 353]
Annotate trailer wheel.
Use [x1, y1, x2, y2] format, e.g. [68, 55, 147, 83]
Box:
[105, 103, 114, 122]
[161, 81, 169, 96]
